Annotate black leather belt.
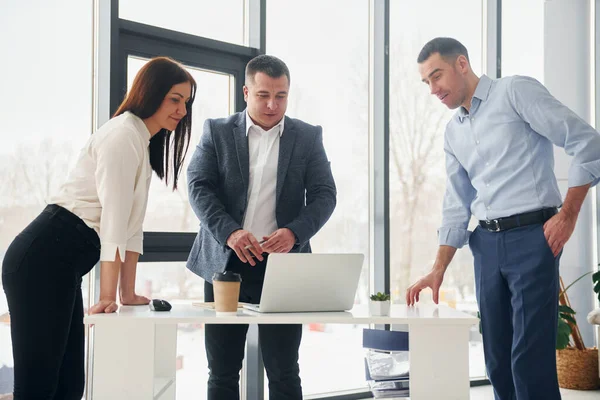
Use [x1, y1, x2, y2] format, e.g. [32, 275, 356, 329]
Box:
[479, 208, 558, 232]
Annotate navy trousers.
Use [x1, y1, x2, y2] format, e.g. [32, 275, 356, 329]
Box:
[469, 224, 561, 400]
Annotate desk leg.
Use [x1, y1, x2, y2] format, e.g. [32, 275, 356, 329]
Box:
[409, 324, 471, 400]
[154, 324, 177, 400]
[243, 324, 264, 400]
[91, 321, 177, 400]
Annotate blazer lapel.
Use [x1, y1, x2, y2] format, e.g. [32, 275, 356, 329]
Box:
[276, 116, 296, 203]
[233, 112, 249, 192]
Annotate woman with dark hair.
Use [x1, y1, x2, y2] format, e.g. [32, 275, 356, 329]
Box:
[2, 56, 196, 399]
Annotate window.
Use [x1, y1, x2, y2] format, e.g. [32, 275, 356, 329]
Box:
[119, 0, 245, 45]
[389, 0, 487, 379]
[501, 0, 545, 81]
[0, 0, 93, 394]
[123, 53, 241, 397]
[267, 0, 371, 395]
[112, 15, 255, 395]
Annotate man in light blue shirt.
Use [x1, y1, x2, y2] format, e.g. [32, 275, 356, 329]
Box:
[406, 37, 600, 400]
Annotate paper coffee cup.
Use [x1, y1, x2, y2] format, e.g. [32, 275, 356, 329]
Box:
[212, 271, 242, 314]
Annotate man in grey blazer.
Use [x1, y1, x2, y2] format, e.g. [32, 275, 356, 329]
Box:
[186, 55, 337, 400]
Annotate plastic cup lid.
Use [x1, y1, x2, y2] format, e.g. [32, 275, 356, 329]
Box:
[212, 271, 242, 282]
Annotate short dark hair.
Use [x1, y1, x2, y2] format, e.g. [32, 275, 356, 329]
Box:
[114, 56, 196, 191]
[245, 55, 290, 85]
[417, 37, 470, 64]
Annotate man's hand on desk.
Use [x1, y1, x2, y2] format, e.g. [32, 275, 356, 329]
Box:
[89, 299, 118, 314]
[405, 269, 445, 306]
[262, 228, 295, 254]
[227, 229, 264, 266]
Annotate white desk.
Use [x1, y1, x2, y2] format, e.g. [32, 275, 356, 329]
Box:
[84, 304, 478, 400]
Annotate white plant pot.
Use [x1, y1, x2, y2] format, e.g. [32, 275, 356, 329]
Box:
[369, 300, 390, 316]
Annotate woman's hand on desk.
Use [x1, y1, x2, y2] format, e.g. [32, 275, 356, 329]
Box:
[120, 294, 150, 306]
[89, 299, 119, 314]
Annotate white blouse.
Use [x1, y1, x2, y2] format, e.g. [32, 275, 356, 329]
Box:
[50, 112, 152, 262]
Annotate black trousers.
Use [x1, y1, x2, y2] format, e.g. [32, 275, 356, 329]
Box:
[2, 205, 100, 400]
[204, 255, 303, 400]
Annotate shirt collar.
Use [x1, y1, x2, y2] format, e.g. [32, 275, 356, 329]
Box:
[473, 74, 492, 102]
[126, 111, 152, 143]
[245, 111, 285, 137]
[457, 75, 492, 122]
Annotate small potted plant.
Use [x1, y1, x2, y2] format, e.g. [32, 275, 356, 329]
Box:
[369, 292, 391, 316]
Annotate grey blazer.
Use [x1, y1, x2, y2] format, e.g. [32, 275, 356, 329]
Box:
[186, 111, 337, 282]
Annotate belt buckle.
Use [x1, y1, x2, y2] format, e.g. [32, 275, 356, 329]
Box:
[488, 219, 501, 232]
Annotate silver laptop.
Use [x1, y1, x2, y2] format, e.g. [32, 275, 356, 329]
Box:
[243, 253, 364, 313]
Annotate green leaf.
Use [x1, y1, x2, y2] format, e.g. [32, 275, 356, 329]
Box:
[560, 313, 577, 325]
[560, 271, 593, 296]
[558, 304, 576, 315]
[593, 267, 600, 302]
[370, 292, 390, 301]
[556, 319, 572, 350]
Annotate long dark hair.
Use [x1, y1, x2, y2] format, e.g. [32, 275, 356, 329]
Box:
[114, 56, 196, 190]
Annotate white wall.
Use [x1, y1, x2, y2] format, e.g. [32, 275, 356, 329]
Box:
[544, 0, 598, 348]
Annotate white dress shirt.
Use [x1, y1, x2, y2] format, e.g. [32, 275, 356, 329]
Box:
[50, 111, 152, 262]
[243, 112, 284, 241]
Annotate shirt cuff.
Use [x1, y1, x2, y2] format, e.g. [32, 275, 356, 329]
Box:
[100, 242, 127, 262]
[568, 164, 600, 188]
[126, 236, 143, 255]
[438, 227, 471, 249]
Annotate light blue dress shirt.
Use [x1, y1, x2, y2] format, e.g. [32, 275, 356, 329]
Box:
[439, 75, 600, 248]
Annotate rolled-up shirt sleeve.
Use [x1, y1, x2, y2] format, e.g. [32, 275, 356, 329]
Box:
[126, 227, 144, 256]
[438, 134, 476, 249]
[94, 129, 141, 262]
[509, 76, 600, 188]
